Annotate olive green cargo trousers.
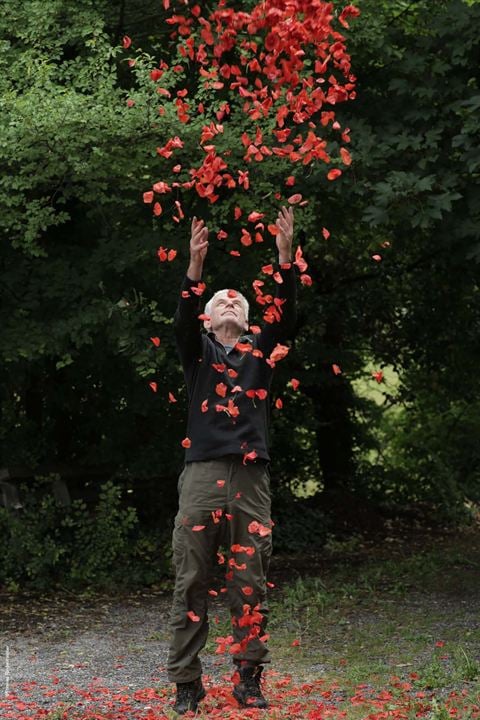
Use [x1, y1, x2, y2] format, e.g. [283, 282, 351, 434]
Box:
[167, 455, 273, 683]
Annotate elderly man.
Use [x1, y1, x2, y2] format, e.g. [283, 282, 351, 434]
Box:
[168, 207, 296, 714]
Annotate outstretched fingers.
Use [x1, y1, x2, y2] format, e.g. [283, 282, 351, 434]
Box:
[191, 216, 209, 248]
[276, 206, 294, 239]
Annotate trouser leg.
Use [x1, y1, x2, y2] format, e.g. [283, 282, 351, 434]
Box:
[167, 460, 228, 683]
[226, 460, 273, 666]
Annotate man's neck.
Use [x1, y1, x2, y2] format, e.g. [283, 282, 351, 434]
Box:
[212, 325, 244, 348]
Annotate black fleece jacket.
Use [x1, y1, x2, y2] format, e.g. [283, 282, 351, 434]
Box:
[174, 265, 297, 463]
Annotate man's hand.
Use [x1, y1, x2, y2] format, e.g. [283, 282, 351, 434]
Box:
[188, 216, 209, 281]
[275, 206, 294, 264]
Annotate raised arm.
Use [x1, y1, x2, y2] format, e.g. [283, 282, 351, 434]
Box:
[258, 206, 297, 356]
[174, 217, 209, 367]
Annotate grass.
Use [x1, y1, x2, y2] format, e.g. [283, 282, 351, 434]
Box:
[179, 526, 480, 718]
[268, 532, 479, 713]
[134, 524, 477, 719]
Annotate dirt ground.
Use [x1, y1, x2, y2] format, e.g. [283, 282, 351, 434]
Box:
[1, 525, 479, 716]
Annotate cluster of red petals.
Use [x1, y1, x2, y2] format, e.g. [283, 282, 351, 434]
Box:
[130, 0, 357, 228]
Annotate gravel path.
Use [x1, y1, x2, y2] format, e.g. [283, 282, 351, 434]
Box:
[0, 590, 238, 712]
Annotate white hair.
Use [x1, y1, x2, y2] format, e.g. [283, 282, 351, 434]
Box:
[204, 289, 249, 320]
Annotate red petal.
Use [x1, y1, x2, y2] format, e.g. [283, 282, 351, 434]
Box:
[242, 450, 257, 465]
[327, 168, 342, 181]
[212, 363, 226, 372]
[288, 193, 303, 204]
[340, 147, 352, 166]
[215, 382, 227, 397]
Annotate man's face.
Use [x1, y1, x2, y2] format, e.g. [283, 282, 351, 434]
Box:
[204, 291, 248, 335]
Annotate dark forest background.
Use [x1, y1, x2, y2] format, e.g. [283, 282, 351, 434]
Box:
[1, 0, 479, 590]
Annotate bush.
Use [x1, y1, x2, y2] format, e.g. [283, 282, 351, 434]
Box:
[272, 490, 329, 553]
[0, 478, 170, 591]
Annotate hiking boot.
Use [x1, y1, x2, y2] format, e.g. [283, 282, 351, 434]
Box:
[173, 677, 206, 715]
[232, 664, 268, 709]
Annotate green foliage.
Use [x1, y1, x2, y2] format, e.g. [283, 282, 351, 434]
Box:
[0, 478, 169, 590]
[272, 490, 329, 553]
[302, 0, 480, 511]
